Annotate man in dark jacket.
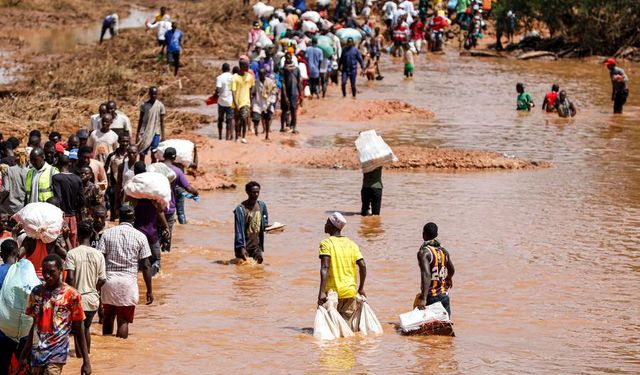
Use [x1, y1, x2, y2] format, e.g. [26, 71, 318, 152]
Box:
[338, 38, 365, 98]
[233, 181, 269, 264]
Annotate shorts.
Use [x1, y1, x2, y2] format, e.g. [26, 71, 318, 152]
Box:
[404, 64, 414, 74]
[337, 297, 358, 324]
[31, 363, 64, 375]
[141, 134, 161, 155]
[84, 310, 97, 329]
[168, 51, 180, 67]
[235, 106, 250, 120]
[252, 111, 272, 122]
[157, 38, 166, 47]
[103, 304, 136, 323]
[218, 105, 233, 125]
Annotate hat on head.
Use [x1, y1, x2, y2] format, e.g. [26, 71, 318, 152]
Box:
[328, 212, 347, 230]
[163, 147, 177, 160]
[68, 149, 78, 160]
[604, 58, 616, 66]
[54, 142, 66, 154]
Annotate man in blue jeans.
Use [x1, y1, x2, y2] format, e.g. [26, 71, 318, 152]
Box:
[416, 222, 455, 317]
[338, 38, 364, 98]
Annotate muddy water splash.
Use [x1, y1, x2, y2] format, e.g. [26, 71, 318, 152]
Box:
[68, 53, 639, 374]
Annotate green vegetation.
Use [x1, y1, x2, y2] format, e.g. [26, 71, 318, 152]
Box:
[493, 0, 640, 55]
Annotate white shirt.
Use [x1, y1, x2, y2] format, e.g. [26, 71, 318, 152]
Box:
[87, 129, 119, 163]
[215, 72, 234, 108]
[112, 110, 132, 135]
[148, 19, 172, 41]
[88, 113, 102, 131]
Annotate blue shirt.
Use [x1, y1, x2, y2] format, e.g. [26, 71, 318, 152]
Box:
[293, 0, 307, 12]
[305, 46, 323, 79]
[165, 29, 183, 53]
[0, 263, 10, 339]
[339, 46, 365, 73]
[0, 263, 10, 290]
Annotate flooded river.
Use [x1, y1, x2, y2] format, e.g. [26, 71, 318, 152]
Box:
[64, 52, 639, 373]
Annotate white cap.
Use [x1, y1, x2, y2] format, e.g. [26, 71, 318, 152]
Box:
[328, 212, 347, 230]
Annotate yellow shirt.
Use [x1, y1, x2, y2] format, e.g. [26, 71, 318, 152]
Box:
[319, 236, 363, 299]
[231, 73, 255, 109]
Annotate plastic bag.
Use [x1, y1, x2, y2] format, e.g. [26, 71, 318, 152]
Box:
[399, 302, 451, 333]
[146, 162, 177, 182]
[351, 295, 384, 335]
[301, 11, 321, 23]
[0, 260, 41, 342]
[355, 130, 398, 173]
[12, 202, 63, 244]
[124, 172, 171, 209]
[154, 139, 195, 166]
[324, 290, 354, 338]
[313, 306, 339, 340]
[253, 2, 275, 18]
[336, 28, 363, 45]
[301, 20, 319, 34]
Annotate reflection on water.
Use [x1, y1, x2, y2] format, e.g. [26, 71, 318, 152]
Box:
[67, 52, 640, 374]
[16, 7, 155, 54]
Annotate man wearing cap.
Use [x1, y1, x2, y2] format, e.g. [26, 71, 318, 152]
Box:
[76, 129, 90, 148]
[416, 222, 454, 316]
[604, 58, 629, 114]
[317, 212, 367, 323]
[97, 205, 153, 339]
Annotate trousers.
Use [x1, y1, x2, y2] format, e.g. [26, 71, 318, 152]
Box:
[341, 71, 357, 97]
[361, 187, 382, 216]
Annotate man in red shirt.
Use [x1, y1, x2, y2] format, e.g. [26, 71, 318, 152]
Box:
[542, 84, 560, 112]
[411, 18, 425, 54]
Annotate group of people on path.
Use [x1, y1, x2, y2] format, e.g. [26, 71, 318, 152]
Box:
[0, 82, 201, 374]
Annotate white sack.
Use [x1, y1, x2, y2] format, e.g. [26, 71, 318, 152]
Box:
[301, 20, 319, 33]
[256, 33, 274, 48]
[351, 295, 384, 335]
[399, 302, 451, 333]
[313, 306, 339, 340]
[253, 2, 274, 18]
[324, 290, 354, 338]
[146, 162, 177, 182]
[355, 130, 398, 173]
[301, 11, 321, 23]
[154, 139, 195, 166]
[12, 202, 63, 244]
[317, 0, 331, 7]
[124, 172, 171, 209]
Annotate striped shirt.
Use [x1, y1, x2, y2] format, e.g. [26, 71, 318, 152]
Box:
[97, 222, 151, 275]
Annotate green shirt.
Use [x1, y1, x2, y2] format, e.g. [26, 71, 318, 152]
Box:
[363, 167, 383, 189]
[517, 92, 534, 111]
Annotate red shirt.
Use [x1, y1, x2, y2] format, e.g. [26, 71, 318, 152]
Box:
[545, 92, 558, 108]
[411, 21, 425, 40]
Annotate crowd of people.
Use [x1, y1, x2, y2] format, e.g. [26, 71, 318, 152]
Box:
[0, 80, 201, 373]
[0, 0, 633, 373]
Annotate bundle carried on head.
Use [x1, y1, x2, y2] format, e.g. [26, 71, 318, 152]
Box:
[12, 202, 63, 244]
[124, 172, 172, 209]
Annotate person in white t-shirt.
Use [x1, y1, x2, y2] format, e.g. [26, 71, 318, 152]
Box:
[87, 103, 108, 132]
[215, 63, 234, 141]
[106, 100, 132, 138]
[87, 113, 119, 164]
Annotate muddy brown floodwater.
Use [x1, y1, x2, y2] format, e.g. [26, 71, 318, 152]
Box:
[64, 52, 639, 374]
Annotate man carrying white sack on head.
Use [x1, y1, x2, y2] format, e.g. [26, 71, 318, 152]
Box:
[317, 212, 367, 324]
